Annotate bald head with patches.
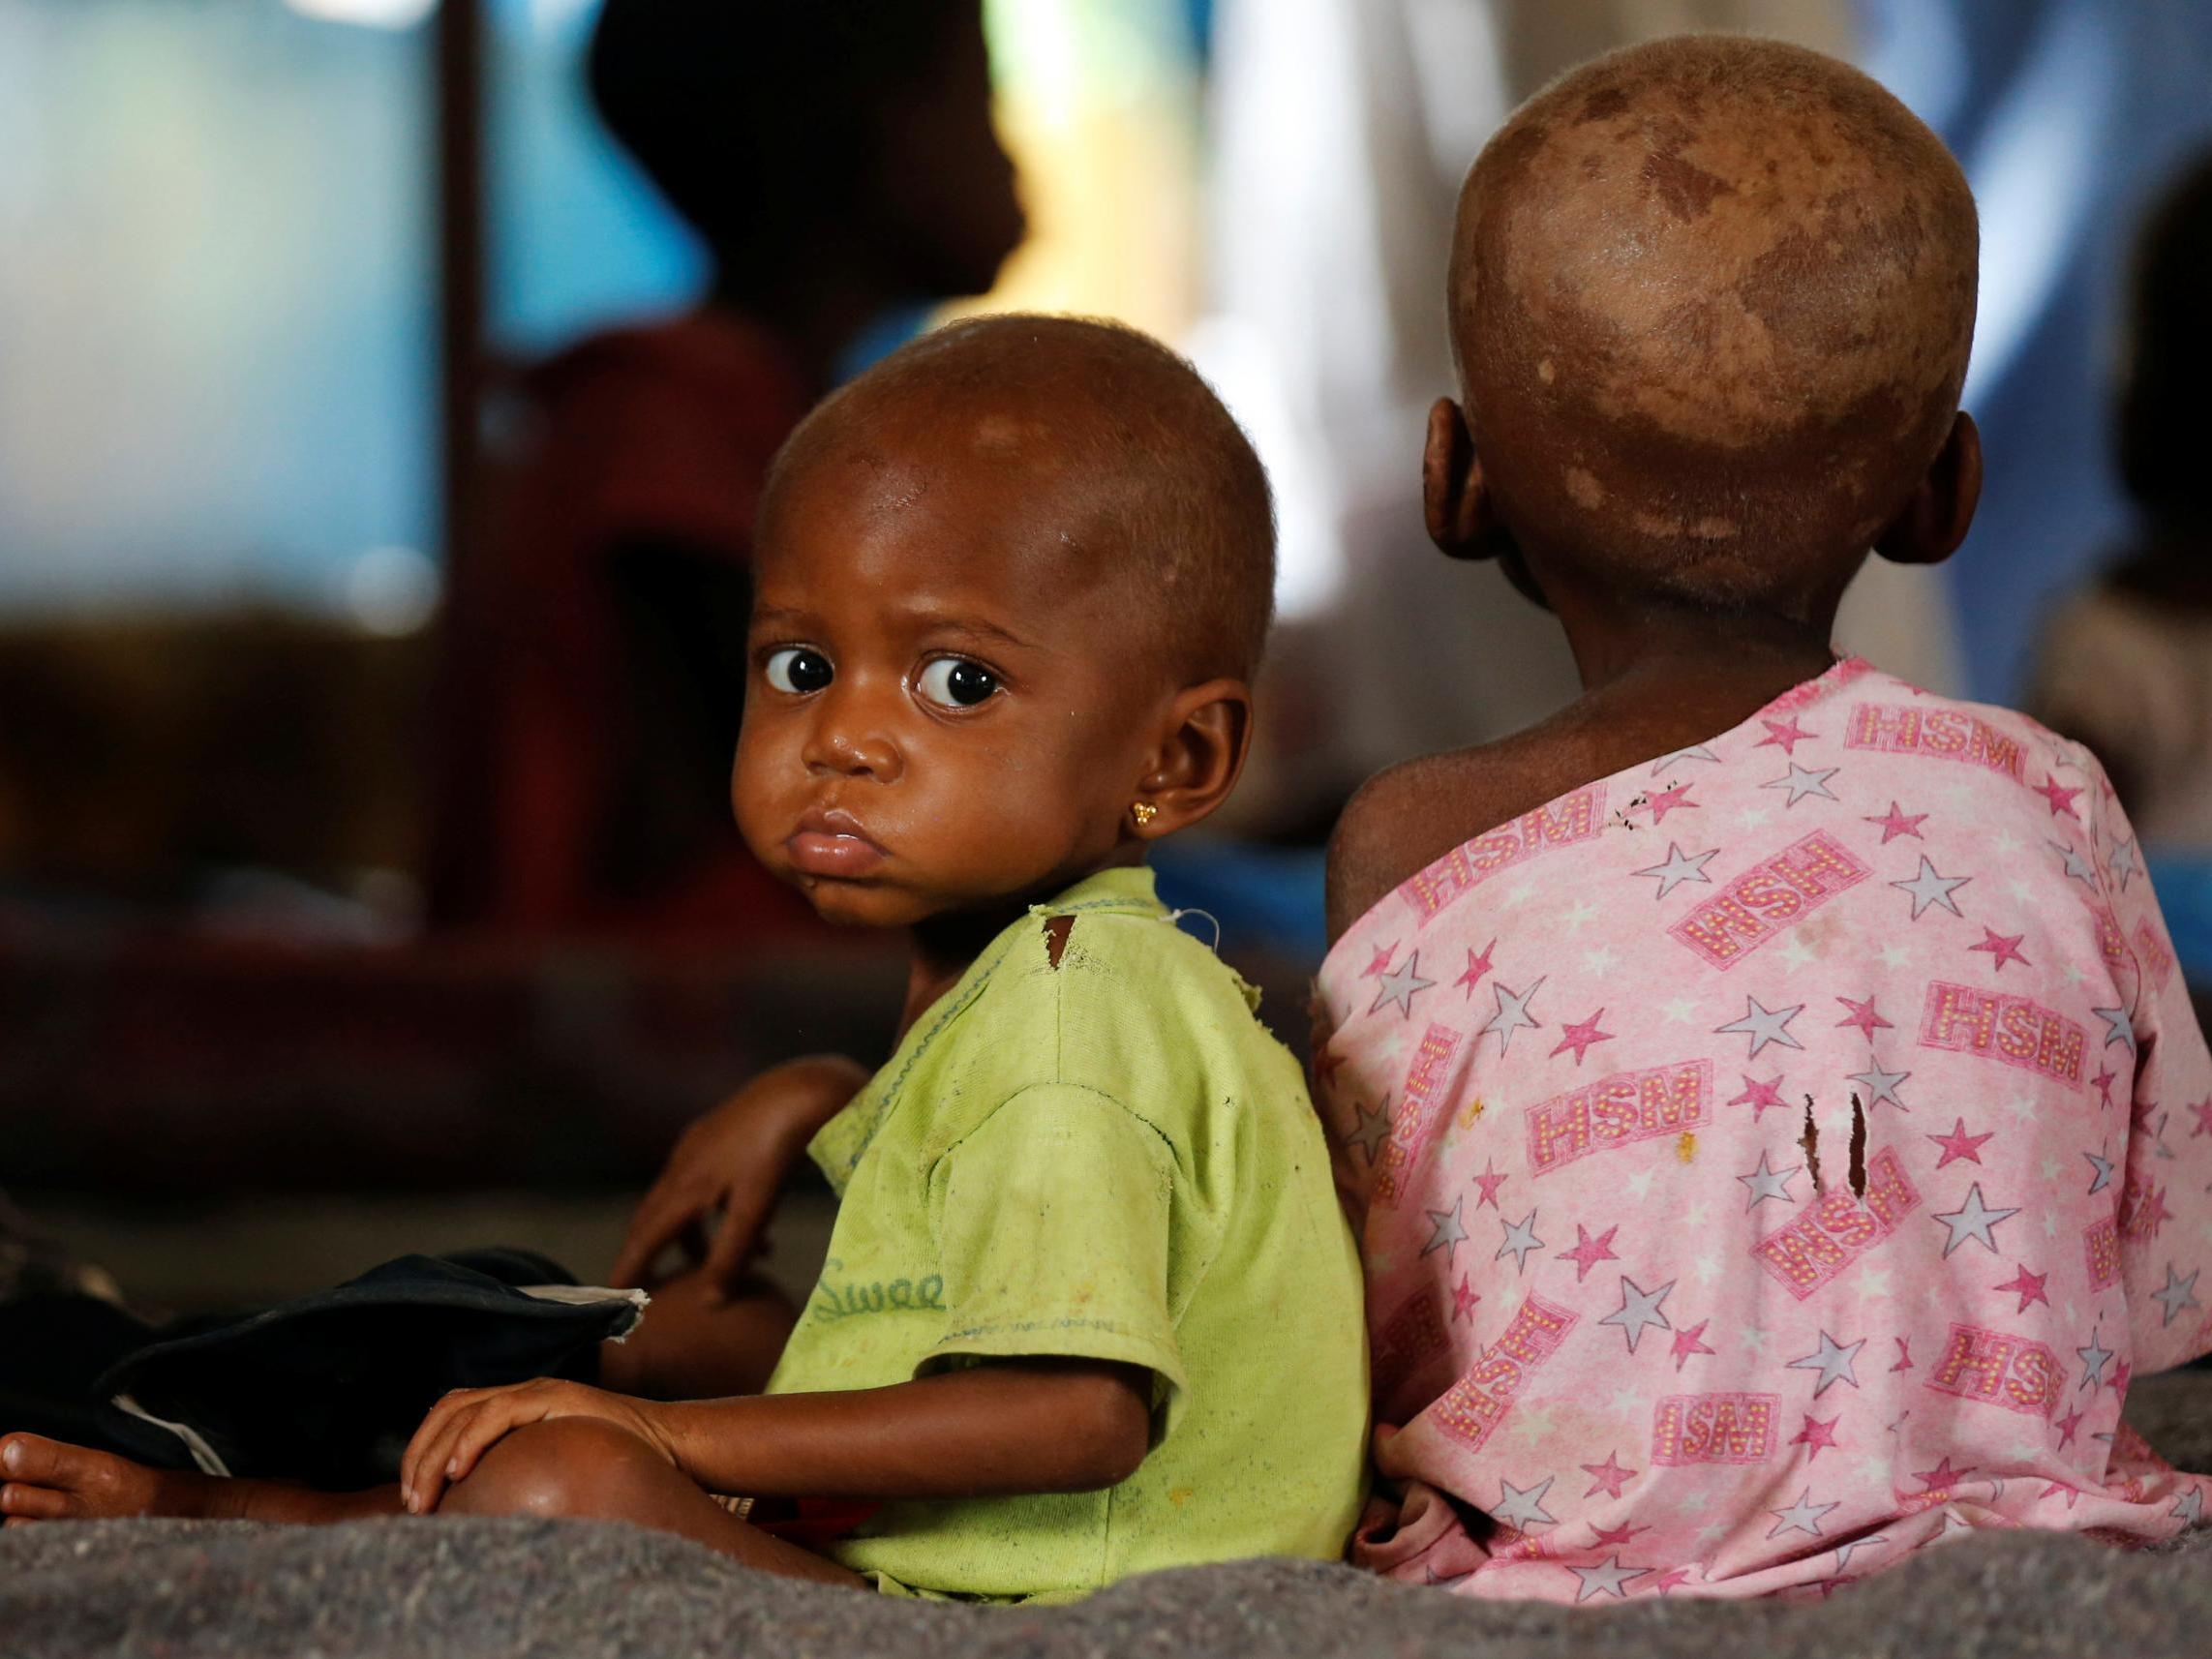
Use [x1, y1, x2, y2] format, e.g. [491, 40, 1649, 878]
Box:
[765, 314, 1276, 681]
[1446, 36, 1979, 612]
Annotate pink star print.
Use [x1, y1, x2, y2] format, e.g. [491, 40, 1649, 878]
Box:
[1581, 1453, 1636, 1500]
[1791, 1415, 1840, 1462]
[1670, 1319, 1715, 1372]
[1835, 994, 1894, 1041]
[1471, 1160, 1509, 1209]
[1758, 716, 1816, 755]
[1455, 940, 1497, 998]
[1927, 1118, 1994, 1168]
[1552, 1009, 1616, 1066]
[2054, 1409, 2084, 1449]
[1914, 1457, 1973, 1493]
[2093, 1068, 2118, 1107]
[1646, 783, 1697, 822]
[1362, 943, 1398, 978]
[1891, 1338, 1914, 1372]
[1451, 1273, 1480, 1323]
[2188, 1098, 2212, 1138]
[1560, 1223, 1621, 1282]
[1994, 1265, 2050, 1312]
[2031, 775, 2082, 819]
[1968, 928, 2031, 971]
[1863, 800, 1927, 843]
[1651, 1568, 1694, 1595]
[1730, 1073, 1788, 1120]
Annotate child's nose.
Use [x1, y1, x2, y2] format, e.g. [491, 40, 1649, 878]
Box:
[803, 682, 903, 782]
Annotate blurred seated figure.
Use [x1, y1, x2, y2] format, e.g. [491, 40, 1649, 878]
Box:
[2030, 149, 2212, 854]
[431, 0, 1022, 936]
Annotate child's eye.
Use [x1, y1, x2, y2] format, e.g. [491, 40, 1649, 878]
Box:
[916, 657, 1000, 709]
[764, 648, 833, 695]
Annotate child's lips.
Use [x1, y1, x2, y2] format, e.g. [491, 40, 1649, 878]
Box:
[787, 808, 887, 878]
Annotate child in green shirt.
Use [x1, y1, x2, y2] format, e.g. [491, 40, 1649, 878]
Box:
[0, 316, 1368, 1602]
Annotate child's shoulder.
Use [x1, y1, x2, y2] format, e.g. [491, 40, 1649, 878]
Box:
[1326, 708, 1627, 940]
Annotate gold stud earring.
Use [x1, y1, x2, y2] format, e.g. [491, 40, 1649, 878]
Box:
[1132, 801, 1159, 827]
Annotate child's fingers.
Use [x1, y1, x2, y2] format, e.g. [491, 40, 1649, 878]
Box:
[700, 1193, 760, 1298]
[403, 1389, 487, 1512]
[611, 1188, 697, 1288]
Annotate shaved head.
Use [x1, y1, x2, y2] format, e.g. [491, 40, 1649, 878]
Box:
[1451, 36, 1978, 608]
[767, 315, 1276, 679]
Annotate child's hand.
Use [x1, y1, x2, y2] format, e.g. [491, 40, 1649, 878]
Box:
[611, 1055, 871, 1294]
[399, 1379, 674, 1515]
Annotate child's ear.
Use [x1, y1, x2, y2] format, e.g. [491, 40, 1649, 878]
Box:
[1875, 410, 1982, 567]
[1423, 397, 1511, 562]
[1130, 679, 1254, 840]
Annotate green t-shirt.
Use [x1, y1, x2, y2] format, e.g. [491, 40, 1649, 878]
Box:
[763, 865, 1369, 1601]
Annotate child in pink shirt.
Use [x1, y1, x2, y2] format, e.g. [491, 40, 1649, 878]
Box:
[1317, 36, 2212, 1600]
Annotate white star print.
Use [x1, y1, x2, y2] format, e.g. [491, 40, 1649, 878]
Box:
[1651, 744, 1720, 774]
[1345, 1099, 1392, 1164]
[1662, 996, 1701, 1025]
[2151, 1265, 2202, 1327]
[1776, 933, 1819, 970]
[1423, 1197, 1470, 1265]
[1716, 996, 1804, 1058]
[1624, 1167, 1659, 1199]
[1497, 1210, 1545, 1272]
[2076, 1335, 2114, 1390]
[1991, 830, 2023, 855]
[1634, 842, 1718, 899]
[2108, 838, 2139, 888]
[1368, 950, 1437, 1018]
[1738, 1150, 1801, 1211]
[1931, 1183, 2019, 1256]
[1599, 1276, 1675, 1352]
[1494, 1475, 1557, 1531]
[1787, 1331, 1865, 1397]
[2053, 842, 2097, 888]
[1735, 802, 1775, 830]
[2083, 1150, 2115, 1194]
[1846, 1060, 1912, 1111]
[1875, 941, 1914, 970]
[1768, 1488, 1840, 1538]
[1583, 944, 1621, 976]
[1483, 978, 1546, 1052]
[1832, 1536, 1888, 1572]
[1562, 899, 1599, 932]
[1764, 763, 1840, 806]
[1572, 1556, 1650, 1602]
[2091, 1006, 2136, 1055]
[2172, 1489, 2205, 1526]
[1892, 856, 1971, 920]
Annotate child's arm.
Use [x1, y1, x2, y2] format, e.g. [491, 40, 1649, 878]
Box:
[399, 1362, 1152, 1514]
[611, 1054, 871, 1292]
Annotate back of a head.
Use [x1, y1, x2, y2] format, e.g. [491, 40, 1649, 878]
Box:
[768, 315, 1277, 681]
[1451, 36, 1979, 611]
[589, 1, 999, 288]
[2118, 147, 2212, 518]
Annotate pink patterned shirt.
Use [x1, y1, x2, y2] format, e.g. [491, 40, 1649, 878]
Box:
[1315, 659, 2212, 1600]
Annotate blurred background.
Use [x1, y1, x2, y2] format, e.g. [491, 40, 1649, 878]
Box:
[4, 0, 2211, 1311]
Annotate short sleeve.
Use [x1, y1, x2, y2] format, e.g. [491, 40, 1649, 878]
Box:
[921, 1083, 1188, 1403]
[2083, 769, 2212, 1371]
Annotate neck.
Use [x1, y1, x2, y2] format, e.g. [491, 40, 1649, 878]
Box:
[709, 253, 894, 391]
[1550, 588, 1841, 705]
[894, 845, 1148, 1038]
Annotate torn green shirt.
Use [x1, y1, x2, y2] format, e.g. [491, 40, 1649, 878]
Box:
[764, 865, 1369, 1601]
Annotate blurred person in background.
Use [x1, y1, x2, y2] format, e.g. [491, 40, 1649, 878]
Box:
[2030, 148, 2212, 852]
[431, 0, 1023, 938]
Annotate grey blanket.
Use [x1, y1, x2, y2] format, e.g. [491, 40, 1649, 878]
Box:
[6, 1372, 2210, 1659]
